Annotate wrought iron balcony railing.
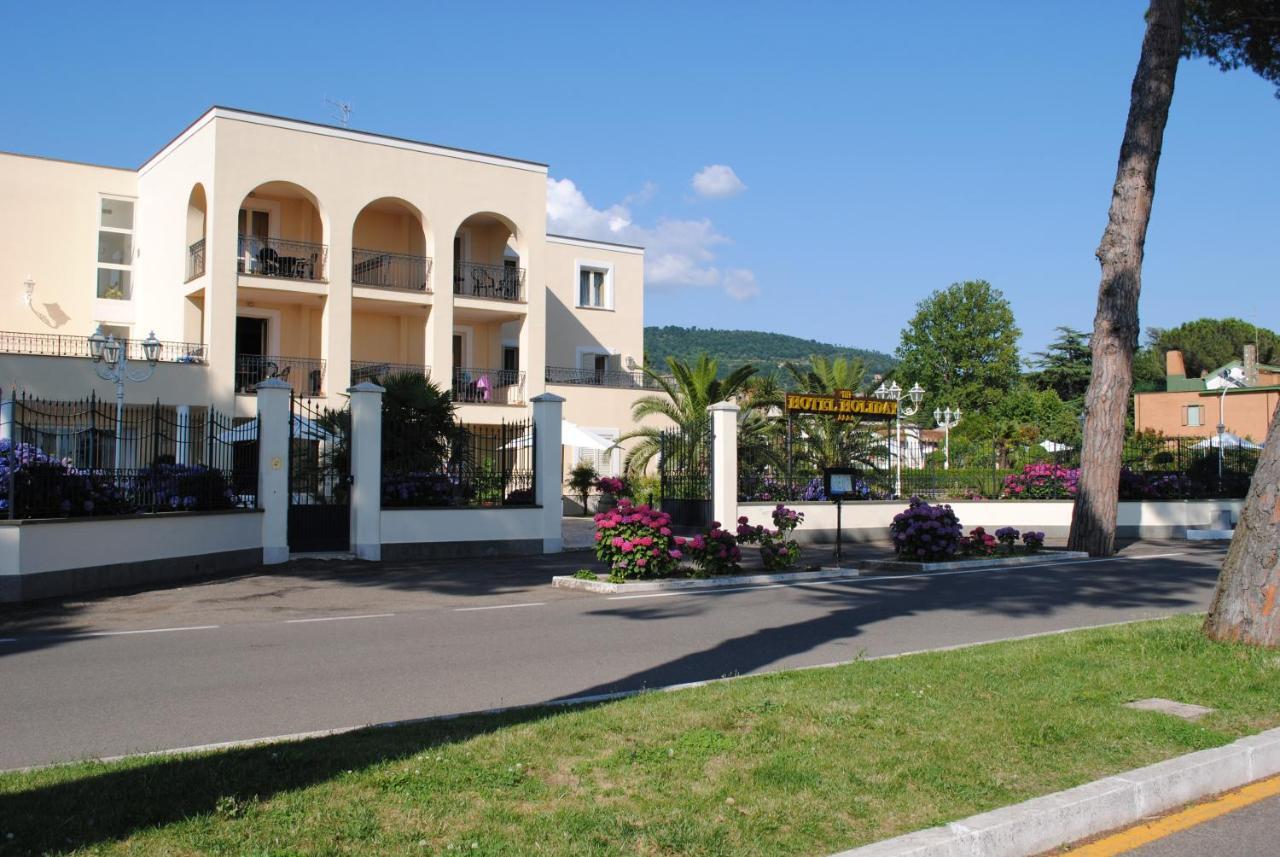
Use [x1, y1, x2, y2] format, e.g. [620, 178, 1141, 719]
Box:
[452, 367, 525, 405]
[544, 366, 662, 389]
[186, 238, 206, 282]
[454, 261, 526, 302]
[0, 330, 206, 363]
[352, 248, 432, 292]
[235, 354, 325, 397]
[351, 361, 430, 385]
[237, 235, 328, 282]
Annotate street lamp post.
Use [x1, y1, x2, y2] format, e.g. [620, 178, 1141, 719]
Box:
[874, 381, 925, 498]
[1217, 374, 1229, 483]
[933, 407, 961, 470]
[89, 326, 162, 468]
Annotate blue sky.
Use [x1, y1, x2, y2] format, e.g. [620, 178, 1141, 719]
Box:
[6, 1, 1277, 360]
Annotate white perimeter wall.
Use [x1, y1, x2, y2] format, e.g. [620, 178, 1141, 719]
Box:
[381, 507, 544, 545]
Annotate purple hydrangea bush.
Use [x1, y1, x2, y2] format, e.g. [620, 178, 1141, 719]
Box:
[889, 497, 963, 561]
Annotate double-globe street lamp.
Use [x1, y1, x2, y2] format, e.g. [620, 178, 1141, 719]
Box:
[933, 406, 961, 470]
[873, 380, 925, 498]
[89, 325, 162, 469]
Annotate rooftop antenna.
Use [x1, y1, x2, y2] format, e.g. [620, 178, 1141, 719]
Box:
[325, 96, 353, 128]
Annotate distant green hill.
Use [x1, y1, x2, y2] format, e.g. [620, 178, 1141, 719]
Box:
[644, 326, 897, 380]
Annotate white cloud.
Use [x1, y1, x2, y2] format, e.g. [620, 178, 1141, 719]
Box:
[691, 164, 747, 199]
[547, 177, 754, 299]
[722, 269, 760, 301]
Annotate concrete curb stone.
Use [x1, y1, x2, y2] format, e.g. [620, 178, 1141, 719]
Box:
[831, 726, 1280, 857]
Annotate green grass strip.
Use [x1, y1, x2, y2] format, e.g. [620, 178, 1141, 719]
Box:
[3, 615, 1279, 856]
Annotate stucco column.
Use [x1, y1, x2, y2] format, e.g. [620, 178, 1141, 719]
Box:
[532, 392, 565, 553]
[175, 405, 192, 466]
[256, 379, 292, 564]
[709, 401, 740, 529]
[426, 238, 455, 395]
[348, 381, 384, 561]
[322, 244, 353, 406]
[0, 393, 13, 445]
[205, 191, 240, 412]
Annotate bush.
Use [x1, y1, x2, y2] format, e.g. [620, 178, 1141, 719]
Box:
[134, 463, 238, 512]
[1001, 464, 1079, 499]
[572, 569, 598, 581]
[1022, 531, 1045, 552]
[889, 498, 963, 561]
[960, 526, 997, 556]
[568, 461, 598, 514]
[685, 521, 743, 576]
[595, 476, 628, 497]
[994, 526, 1020, 550]
[593, 499, 683, 582]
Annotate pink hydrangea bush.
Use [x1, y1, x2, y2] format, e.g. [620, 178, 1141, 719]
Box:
[735, 504, 805, 571]
[685, 521, 743, 576]
[593, 499, 683, 582]
[1002, 464, 1079, 499]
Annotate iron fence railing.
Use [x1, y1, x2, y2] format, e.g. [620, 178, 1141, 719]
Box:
[235, 354, 325, 398]
[0, 331, 206, 364]
[237, 234, 328, 282]
[454, 261, 526, 302]
[351, 361, 430, 385]
[544, 366, 662, 389]
[186, 238, 206, 282]
[452, 368, 525, 405]
[382, 414, 535, 508]
[352, 248, 432, 292]
[1, 389, 256, 519]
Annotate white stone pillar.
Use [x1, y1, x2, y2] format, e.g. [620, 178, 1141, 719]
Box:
[348, 381, 384, 561]
[0, 393, 13, 445]
[256, 379, 292, 564]
[175, 405, 192, 466]
[532, 392, 565, 554]
[709, 401, 740, 529]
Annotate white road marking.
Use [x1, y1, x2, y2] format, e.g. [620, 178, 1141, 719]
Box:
[284, 613, 395, 624]
[0, 638, 17, 644]
[81, 625, 221, 637]
[454, 602, 546, 612]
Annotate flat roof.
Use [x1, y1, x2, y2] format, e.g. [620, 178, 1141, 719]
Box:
[0, 149, 134, 173]
[142, 106, 548, 173]
[547, 233, 645, 253]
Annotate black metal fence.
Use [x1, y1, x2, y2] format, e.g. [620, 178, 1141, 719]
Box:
[454, 261, 526, 302]
[1, 390, 255, 519]
[382, 413, 535, 508]
[1, 330, 206, 363]
[187, 238, 206, 282]
[452, 368, 525, 405]
[238, 234, 328, 281]
[352, 248, 432, 291]
[235, 354, 326, 397]
[544, 366, 663, 390]
[352, 361, 430, 385]
[737, 424, 1264, 502]
[658, 423, 712, 526]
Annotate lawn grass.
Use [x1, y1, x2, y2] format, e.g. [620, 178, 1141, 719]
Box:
[4, 615, 1280, 856]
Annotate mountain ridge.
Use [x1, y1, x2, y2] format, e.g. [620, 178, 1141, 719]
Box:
[644, 325, 897, 378]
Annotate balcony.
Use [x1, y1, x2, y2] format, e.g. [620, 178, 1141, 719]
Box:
[1, 330, 206, 363]
[453, 367, 525, 405]
[352, 248, 432, 292]
[235, 354, 325, 397]
[545, 366, 660, 390]
[186, 239, 206, 282]
[238, 235, 328, 282]
[351, 361, 430, 385]
[454, 262, 525, 303]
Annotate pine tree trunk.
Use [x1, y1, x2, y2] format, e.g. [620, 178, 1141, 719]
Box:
[1068, 0, 1184, 557]
[1204, 401, 1280, 647]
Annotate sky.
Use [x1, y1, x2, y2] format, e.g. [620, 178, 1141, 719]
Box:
[5, 1, 1277, 361]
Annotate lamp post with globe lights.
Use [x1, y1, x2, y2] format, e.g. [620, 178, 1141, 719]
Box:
[934, 407, 961, 470]
[89, 325, 162, 468]
[873, 381, 925, 498]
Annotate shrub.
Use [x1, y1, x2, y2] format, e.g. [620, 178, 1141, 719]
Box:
[1022, 531, 1046, 552]
[504, 487, 535, 505]
[572, 569, 598, 581]
[960, 526, 997, 556]
[685, 521, 742, 576]
[595, 476, 628, 497]
[593, 499, 683, 582]
[1001, 464, 1079, 499]
[568, 461, 598, 515]
[994, 526, 1020, 550]
[889, 497, 963, 561]
[134, 463, 238, 512]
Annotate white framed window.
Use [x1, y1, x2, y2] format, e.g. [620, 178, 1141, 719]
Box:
[97, 196, 135, 300]
[576, 428, 620, 477]
[575, 260, 613, 309]
[1184, 405, 1204, 427]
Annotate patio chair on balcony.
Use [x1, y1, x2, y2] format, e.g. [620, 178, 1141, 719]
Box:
[257, 247, 281, 277]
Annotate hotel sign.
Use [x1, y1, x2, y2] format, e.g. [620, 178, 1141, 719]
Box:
[784, 389, 897, 422]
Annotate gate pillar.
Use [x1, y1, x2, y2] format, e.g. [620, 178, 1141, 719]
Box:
[532, 392, 565, 554]
[256, 378, 292, 564]
[708, 401, 739, 529]
[348, 381, 384, 561]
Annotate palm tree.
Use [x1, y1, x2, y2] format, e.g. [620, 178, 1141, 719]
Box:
[780, 355, 883, 478]
[620, 354, 757, 475]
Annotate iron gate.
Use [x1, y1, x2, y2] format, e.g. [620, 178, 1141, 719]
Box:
[287, 393, 351, 552]
[658, 422, 712, 527]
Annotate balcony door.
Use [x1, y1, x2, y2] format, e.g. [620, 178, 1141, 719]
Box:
[236, 316, 270, 393]
[238, 207, 275, 274]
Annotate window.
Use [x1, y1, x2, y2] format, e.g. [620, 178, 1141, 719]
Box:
[576, 428, 619, 477]
[1184, 405, 1204, 427]
[503, 346, 519, 373]
[97, 197, 134, 300]
[577, 266, 609, 308]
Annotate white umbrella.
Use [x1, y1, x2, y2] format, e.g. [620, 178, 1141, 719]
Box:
[503, 419, 613, 451]
[1040, 439, 1072, 453]
[217, 415, 339, 443]
[1192, 432, 1262, 450]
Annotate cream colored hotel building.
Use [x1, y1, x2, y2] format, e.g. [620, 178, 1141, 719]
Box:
[0, 106, 653, 477]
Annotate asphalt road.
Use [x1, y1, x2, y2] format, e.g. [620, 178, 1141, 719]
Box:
[0, 542, 1225, 770]
[1126, 794, 1280, 856]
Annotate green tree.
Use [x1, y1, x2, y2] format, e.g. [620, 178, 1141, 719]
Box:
[1145, 318, 1278, 379]
[958, 384, 1080, 465]
[1072, 0, 1280, 560]
[621, 355, 758, 474]
[780, 355, 882, 472]
[1029, 327, 1092, 406]
[894, 280, 1022, 413]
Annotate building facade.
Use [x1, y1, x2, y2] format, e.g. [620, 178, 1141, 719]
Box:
[1, 106, 656, 479]
[1134, 346, 1279, 442]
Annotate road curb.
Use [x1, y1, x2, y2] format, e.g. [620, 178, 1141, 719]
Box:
[831, 727, 1280, 857]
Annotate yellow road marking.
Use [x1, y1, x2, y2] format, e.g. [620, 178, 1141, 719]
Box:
[1061, 774, 1280, 856]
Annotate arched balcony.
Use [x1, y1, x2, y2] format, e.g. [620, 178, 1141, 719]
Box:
[236, 182, 327, 283]
[185, 184, 207, 282]
[351, 197, 431, 292]
[453, 213, 525, 303]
